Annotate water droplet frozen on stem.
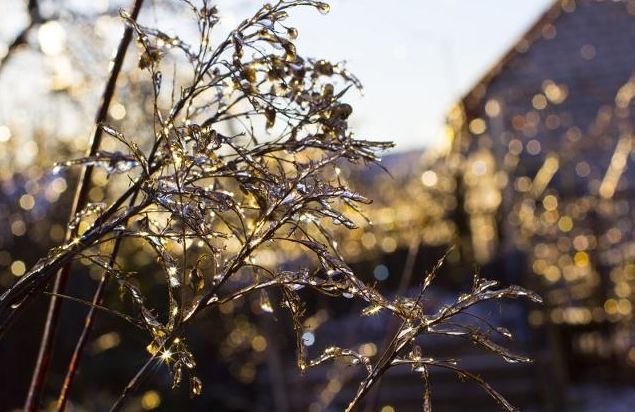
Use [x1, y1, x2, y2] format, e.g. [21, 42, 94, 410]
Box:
[317, 2, 330, 14]
[259, 290, 274, 312]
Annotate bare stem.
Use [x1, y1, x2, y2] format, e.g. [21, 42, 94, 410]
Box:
[362, 238, 421, 411]
[55, 197, 140, 411]
[24, 1, 145, 410]
[109, 355, 159, 412]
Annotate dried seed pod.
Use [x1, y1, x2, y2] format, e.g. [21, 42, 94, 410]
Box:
[242, 66, 257, 83]
[314, 59, 333, 76]
[287, 27, 298, 39]
[264, 106, 276, 130]
[138, 46, 161, 69]
[190, 376, 203, 397]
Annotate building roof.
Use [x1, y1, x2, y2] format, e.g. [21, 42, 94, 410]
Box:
[460, 0, 622, 112]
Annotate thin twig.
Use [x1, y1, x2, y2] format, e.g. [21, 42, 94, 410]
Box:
[363, 238, 420, 411]
[55, 194, 141, 411]
[109, 355, 160, 412]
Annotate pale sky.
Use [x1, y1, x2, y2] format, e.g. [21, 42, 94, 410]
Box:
[266, 0, 555, 152]
[1, 0, 555, 153]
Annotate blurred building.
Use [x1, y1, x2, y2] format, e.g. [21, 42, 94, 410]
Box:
[447, 0, 635, 387]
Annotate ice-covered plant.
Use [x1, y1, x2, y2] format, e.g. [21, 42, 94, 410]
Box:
[0, 1, 540, 411]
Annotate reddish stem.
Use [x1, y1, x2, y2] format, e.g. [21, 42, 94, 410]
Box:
[24, 1, 144, 410]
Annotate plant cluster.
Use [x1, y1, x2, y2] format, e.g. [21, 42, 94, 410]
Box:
[0, 1, 540, 410]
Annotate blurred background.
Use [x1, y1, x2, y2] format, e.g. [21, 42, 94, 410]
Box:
[1, 0, 635, 411]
